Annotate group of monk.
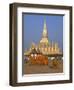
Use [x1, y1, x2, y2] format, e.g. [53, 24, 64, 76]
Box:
[29, 54, 48, 65]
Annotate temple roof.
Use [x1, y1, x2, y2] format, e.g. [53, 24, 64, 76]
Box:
[30, 48, 42, 54]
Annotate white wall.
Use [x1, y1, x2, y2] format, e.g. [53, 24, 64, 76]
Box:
[0, 0, 74, 90]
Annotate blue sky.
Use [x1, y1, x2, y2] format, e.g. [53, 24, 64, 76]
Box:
[23, 14, 63, 51]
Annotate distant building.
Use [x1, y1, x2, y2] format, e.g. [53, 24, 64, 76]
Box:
[24, 19, 62, 56]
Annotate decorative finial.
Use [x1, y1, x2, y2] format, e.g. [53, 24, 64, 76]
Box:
[44, 17, 46, 30]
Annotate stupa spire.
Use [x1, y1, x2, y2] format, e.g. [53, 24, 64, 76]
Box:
[42, 18, 48, 38]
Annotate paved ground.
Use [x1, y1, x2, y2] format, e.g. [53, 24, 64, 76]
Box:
[23, 60, 63, 74]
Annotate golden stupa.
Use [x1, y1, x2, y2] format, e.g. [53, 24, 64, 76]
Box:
[24, 19, 62, 56]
